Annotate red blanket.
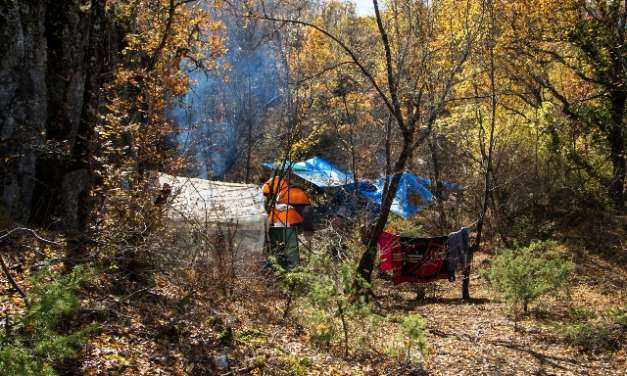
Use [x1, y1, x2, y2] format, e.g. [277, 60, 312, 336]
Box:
[378, 232, 449, 284]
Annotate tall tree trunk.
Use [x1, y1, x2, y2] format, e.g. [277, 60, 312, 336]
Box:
[30, 0, 113, 233]
[1, 1, 118, 234]
[429, 135, 448, 232]
[357, 136, 413, 282]
[0, 1, 47, 223]
[463, 0, 497, 300]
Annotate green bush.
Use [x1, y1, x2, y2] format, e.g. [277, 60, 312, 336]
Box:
[278, 250, 369, 355]
[567, 306, 596, 322]
[400, 314, 429, 356]
[302, 308, 337, 348]
[384, 314, 429, 364]
[274, 230, 431, 364]
[562, 306, 626, 353]
[276, 354, 312, 376]
[274, 230, 383, 357]
[484, 241, 573, 314]
[0, 266, 93, 376]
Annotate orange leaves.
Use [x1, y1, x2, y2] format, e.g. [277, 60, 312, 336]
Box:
[99, 0, 224, 179]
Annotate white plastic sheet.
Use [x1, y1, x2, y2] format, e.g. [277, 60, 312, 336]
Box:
[157, 173, 267, 257]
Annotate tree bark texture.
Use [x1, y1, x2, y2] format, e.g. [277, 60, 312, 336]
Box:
[357, 139, 414, 282]
[0, 0, 118, 231]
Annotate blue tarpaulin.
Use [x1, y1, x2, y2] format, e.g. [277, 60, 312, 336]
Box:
[263, 157, 457, 219]
[352, 173, 434, 219]
[263, 157, 354, 188]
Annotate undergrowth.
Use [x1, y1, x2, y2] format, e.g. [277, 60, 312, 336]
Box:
[483, 240, 573, 314]
[0, 265, 95, 375]
[274, 228, 429, 368]
[561, 305, 626, 353]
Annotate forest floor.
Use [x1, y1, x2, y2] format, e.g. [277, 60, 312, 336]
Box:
[2, 235, 625, 375]
[74, 249, 625, 375]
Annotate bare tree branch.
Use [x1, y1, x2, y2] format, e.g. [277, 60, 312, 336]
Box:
[248, 12, 396, 117]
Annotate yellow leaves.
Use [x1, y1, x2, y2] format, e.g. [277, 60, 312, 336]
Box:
[290, 124, 329, 161]
[97, 1, 224, 191]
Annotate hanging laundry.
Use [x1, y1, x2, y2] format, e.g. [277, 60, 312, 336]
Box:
[446, 227, 470, 280]
[377, 231, 399, 272]
[378, 232, 449, 284]
[397, 235, 449, 284]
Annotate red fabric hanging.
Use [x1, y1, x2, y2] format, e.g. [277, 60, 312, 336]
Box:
[377, 231, 399, 272]
[378, 232, 449, 285]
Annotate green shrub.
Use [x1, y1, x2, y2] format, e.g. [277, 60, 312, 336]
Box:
[484, 241, 573, 314]
[236, 328, 268, 346]
[278, 251, 369, 355]
[567, 306, 596, 321]
[562, 306, 626, 353]
[384, 314, 429, 364]
[275, 230, 431, 363]
[275, 231, 382, 357]
[0, 266, 93, 376]
[276, 355, 312, 376]
[400, 314, 429, 356]
[302, 308, 337, 348]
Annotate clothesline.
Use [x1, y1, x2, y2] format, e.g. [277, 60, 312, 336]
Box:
[378, 225, 474, 285]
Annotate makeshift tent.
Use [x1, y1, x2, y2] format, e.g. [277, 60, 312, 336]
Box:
[351, 173, 434, 219]
[262, 176, 288, 195]
[157, 173, 267, 262]
[263, 157, 354, 188]
[269, 206, 304, 226]
[263, 157, 459, 219]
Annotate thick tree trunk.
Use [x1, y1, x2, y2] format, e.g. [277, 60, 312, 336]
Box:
[357, 137, 413, 282]
[31, 1, 110, 231]
[0, 1, 47, 223]
[1, 1, 115, 232]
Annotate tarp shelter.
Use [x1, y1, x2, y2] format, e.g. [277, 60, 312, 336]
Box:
[263, 157, 354, 188]
[262, 157, 460, 219]
[353, 173, 434, 219]
[157, 173, 267, 260]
